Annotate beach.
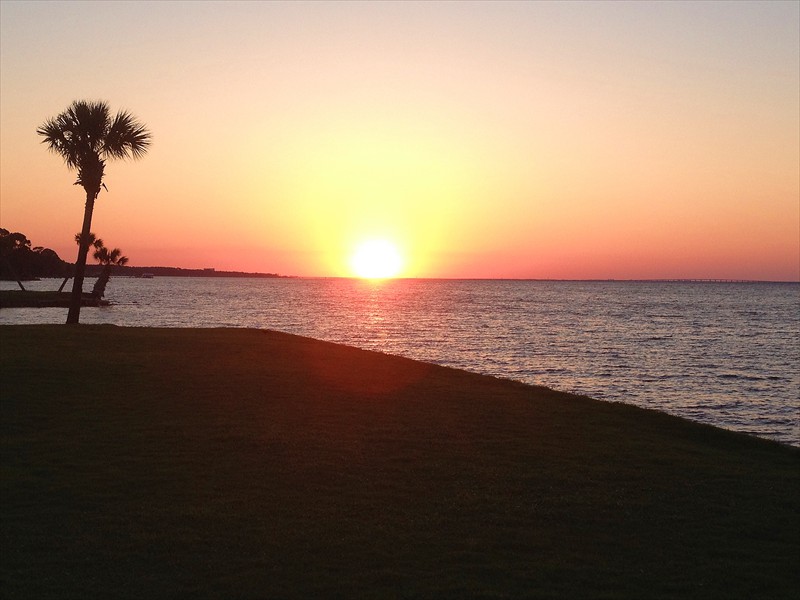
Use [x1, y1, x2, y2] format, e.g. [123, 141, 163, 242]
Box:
[2, 325, 798, 598]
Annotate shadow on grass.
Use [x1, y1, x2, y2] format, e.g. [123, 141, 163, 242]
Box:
[1, 325, 798, 599]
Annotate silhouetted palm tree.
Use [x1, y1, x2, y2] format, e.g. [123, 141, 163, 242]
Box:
[57, 232, 104, 292]
[37, 100, 150, 323]
[91, 242, 128, 299]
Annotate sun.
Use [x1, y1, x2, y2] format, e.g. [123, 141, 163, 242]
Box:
[350, 239, 403, 279]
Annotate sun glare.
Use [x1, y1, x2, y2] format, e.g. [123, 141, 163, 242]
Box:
[351, 239, 403, 279]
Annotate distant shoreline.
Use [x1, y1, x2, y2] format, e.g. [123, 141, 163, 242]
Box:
[0, 266, 289, 281]
[102, 265, 289, 279]
[3, 274, 797, 284]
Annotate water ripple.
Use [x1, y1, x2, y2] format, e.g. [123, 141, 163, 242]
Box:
[3, 278, 798, 445]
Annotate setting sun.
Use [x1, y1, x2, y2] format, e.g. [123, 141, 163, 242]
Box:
[350, 239, 403, 279]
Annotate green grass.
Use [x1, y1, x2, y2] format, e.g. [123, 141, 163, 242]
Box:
[1, 325, 798, 599]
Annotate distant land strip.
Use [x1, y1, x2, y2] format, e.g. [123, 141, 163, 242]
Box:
[108, 265, 287, 278]
[626, 278, 777, 283]
[0, 265, 289, 280]
[1, 229, 290, 280]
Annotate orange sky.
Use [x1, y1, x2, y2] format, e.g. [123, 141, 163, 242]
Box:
[1, 1, 798, 280]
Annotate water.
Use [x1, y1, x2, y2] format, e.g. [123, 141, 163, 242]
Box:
[3, 277, 799, 446]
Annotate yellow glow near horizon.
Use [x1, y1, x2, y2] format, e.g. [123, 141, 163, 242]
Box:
[0, 2, 798, 280]
[350, 239, 403, 279]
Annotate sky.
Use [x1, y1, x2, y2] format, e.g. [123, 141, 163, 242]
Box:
[1, 0, 798, 280]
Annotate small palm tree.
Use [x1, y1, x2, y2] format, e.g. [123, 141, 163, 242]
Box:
[57, 232, 103, 292]
[91, 241, 128, 299]
[38, 100, 150, 323]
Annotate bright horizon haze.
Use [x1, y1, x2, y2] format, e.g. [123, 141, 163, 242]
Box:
[1, 1, 798, 280]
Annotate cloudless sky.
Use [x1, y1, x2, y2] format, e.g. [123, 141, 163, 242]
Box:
[1, 0, 798, 279]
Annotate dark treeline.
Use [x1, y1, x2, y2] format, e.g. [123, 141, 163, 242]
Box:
[0, 229, 70, 281]
[0, 229, 284, 281]
[110, 265, 285, 278]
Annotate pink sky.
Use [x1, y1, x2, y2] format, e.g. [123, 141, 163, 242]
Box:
[1, 1, 798, 280]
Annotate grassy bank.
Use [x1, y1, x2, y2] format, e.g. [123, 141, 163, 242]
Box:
[1, 325, 798, 598]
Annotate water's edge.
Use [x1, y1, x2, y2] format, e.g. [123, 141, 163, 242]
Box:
[3, 278, 798, 445]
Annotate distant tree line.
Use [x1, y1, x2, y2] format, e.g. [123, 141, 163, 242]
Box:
[110, 266, 285, 278]
[1, 229, 285, 282]
[0, 229, 70, 281]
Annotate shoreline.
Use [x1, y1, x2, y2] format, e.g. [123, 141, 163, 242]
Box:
[1, 292, 797, 448]
[2, 325, 798, 598]
[0, 290, 109, 308]
[4, 276, 799, 284]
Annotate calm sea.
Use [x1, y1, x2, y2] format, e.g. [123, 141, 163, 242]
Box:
[2, 277, 798, 446]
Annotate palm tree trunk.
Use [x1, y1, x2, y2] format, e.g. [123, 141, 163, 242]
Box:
[66, 192, 96, 324]
[92, 265, 111, 298]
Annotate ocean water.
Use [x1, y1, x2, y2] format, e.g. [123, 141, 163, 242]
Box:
[2, 277, 799, 446]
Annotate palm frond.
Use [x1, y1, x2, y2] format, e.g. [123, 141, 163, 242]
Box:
[68, 101, 111, 155]
[93, 246, 110, 264]
[37, 118, 80, 169]
[104, 110, 152, 160]
[92, 245, 127, 266]
[108, 248, 126, 264]
[38, 100, 151, 197]
[75, 232, 100, 248]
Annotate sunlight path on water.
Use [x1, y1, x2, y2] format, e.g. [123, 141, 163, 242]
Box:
[2, 278, 798, 445]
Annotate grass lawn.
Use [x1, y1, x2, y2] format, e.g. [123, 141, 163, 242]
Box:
[1, 325, 798, 598]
